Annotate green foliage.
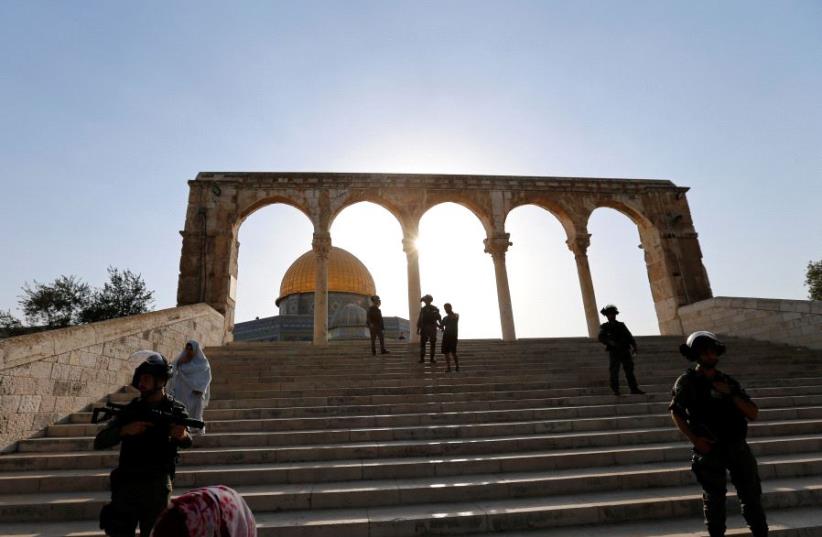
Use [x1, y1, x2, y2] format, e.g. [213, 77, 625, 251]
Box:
[807, 260, 822, 301]
[15, 268, 155, 330]
[19, 275, 91, 328]
[80, 267, 155, 323]
[0, 309, 22, 331]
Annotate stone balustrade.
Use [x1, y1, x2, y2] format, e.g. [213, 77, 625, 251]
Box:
[679, 296, 822, 350]
[0, 304, 224, 451]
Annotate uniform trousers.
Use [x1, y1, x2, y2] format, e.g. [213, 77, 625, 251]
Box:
[420, 326, 437, 361]
[691, 441, 768, 537]
[608, 349, 639, 392]
[101, 469, 172, 537]
[370, 326, 386, 354]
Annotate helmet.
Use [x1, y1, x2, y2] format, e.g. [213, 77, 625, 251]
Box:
[420, 294, 433, 303]
[131, 351, 172, 388]
[679, 331, 726, 361]
[600, 304, 619, 315]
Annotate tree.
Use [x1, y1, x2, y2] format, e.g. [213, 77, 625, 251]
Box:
[19, 275, 91, 328]
[0, 309, 26, 338]
[80, 267, 155, 323]
[0, 309, 22, 330]
[807, 260, 822, 301]
[0, 309, 21, 328]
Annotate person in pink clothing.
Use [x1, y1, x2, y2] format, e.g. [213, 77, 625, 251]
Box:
[150, 485, 256, 537]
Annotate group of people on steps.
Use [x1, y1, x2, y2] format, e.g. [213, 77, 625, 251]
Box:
[367, 293, 461, 371]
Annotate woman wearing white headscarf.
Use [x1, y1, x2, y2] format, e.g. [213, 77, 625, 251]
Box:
[168, 340, 212, 435]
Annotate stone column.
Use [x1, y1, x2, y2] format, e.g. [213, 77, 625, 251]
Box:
[312, 231, 332, 345]
[402, 236, 421, 343]
[567, 234, 600, 338]
[484, 234, 516, 341]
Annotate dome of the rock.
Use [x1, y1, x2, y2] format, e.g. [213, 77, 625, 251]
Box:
[276, 247, 377, 306]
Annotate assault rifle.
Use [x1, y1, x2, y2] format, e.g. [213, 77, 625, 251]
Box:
[91, 401, 205, 430]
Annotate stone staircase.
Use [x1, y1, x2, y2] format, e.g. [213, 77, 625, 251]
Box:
[1, 337, 821, 536]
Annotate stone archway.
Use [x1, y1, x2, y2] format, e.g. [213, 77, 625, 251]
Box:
[177, 173, 712, 343]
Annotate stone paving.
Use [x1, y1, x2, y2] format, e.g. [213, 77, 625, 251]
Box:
[0, 337, 820, 536]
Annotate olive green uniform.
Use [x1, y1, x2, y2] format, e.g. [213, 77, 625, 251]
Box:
[598, 320, 640, 393]
[94, 395, 192, 537]
[669, 368, 768, 537]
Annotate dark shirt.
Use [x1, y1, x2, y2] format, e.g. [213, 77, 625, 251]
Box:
[417, 305, 442, 329]
[94, 395, 192, 474]
[669, 368, 753, 444]
[598, 321, 636, 352]
[442, 313, 459, 338]
[367, 305, 384, 330]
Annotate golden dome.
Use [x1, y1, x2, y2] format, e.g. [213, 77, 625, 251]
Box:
[277, 247, 377, 305]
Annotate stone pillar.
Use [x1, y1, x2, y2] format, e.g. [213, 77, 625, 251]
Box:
[402, 236, 421, 343]
[484, 234, 516, 341]
[567, 234, 600, 338]
[312, 231, 332, 345]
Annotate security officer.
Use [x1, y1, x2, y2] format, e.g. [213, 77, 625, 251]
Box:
[367, 295, 390, 356]
[597, 304, 644, 395]
[670, 331, 768, 537]
[95, 352, 193, 537]
[417, 294, 442, 364]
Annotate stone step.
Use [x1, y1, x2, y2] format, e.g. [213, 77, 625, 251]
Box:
[459, 506, 822, 537]
[46, 404, 822, 438]
[207, 355, 820, 375]
[206, 363, 822, 391]
[2, 439, 820, 495]
[69, 392, 822, 424]
[201, 381, 822, 410]
[206, 355, 820, 374]
[207, 345, 813, 361]
[18, 407, 822, 452]
[2, 457, 822, 522]
[3, 505, 820, 537]
[4, 431, 821, 476]
[14, 416, 822, 456]
[208, 374, 822, 398]
[202, 374, 822, 402]
[158, 477, 822, 537]
[0, 477, 819, 534]
[205, 337, 807, 356]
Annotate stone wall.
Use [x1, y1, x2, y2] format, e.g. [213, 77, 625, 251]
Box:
[0, 304, 224, 451]
[679, 297, 822, 349]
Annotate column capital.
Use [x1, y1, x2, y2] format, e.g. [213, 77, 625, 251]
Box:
[484, 233, 512, 260]
[312, 232, 332, 260]
[566, 234, 591, 257]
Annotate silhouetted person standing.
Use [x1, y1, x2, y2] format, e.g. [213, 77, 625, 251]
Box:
[597, 304, 644, 395]
[670, 331, 768, 537]
[441, 303, 460, 372]
[367, 295, 389, 356]
[417, 294, 441, 364]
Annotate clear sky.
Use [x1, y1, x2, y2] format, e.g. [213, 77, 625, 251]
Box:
[1, 1, 820, 338]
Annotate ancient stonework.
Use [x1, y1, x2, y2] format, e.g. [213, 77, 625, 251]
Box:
[177, 172, 713, 343]
[0, 304, 224, 450]
[680, 297, 822, 349]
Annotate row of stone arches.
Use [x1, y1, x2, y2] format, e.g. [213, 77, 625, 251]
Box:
[177, 173, 712, 343]
[234, 201, 658, 339]
[234, 190, 653, 243]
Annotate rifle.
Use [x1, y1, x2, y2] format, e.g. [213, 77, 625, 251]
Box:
[91, 401, 205, 430]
